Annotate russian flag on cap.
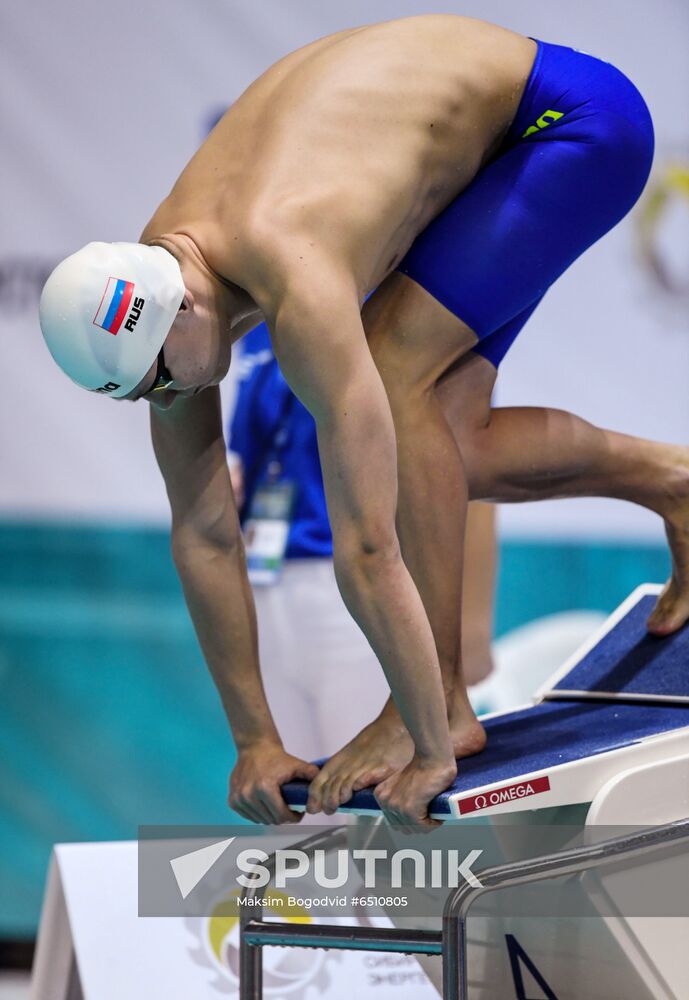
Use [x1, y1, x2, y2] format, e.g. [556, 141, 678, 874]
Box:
[93, 277, 135, 335]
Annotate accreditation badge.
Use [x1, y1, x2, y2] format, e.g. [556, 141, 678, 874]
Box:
[244, 480, 296, 585]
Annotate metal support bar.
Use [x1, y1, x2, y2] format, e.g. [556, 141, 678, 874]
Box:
[239, 818, 689, 1000]
[243, 918, 442, 953]
[239, 930, 262, 1000]
[442, 817, 689, 1000]
[239, 827, 347, 1000]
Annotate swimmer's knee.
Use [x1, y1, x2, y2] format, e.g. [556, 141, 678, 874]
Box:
[446, 405, 493, 449]
[368, 332, 436, 400]
[369, 330, 471, 405]
[437, 353, 495, 433]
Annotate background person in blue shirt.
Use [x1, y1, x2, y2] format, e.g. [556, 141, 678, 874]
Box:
[227, 324, 497, 773]
[229, 323, 332, 562]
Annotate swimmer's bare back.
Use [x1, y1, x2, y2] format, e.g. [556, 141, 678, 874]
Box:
[143, 15, 536, 299]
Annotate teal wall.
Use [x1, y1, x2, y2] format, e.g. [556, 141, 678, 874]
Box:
[0, 521, 670, 936]
[492, 537, 670, 636]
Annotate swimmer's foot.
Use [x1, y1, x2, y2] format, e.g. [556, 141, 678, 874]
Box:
[305, 712, 415, 815]
[306, 695, 487, 816]
[305, 680, 489, 817]
[448, 688, 487, 758]
[647, 448, 689, 635]
[647, 557, 689, 636]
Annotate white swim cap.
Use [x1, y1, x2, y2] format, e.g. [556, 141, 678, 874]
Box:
[39, 242, 185, 398]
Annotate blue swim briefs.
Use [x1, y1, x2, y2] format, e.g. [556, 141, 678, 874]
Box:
[397, 39, 655, 368]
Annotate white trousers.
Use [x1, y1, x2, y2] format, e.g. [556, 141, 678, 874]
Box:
[253, 559, 391, 762]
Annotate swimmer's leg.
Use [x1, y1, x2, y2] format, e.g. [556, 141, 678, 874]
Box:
[438, 360, 497, 684]
[362, 270, 689, 779]
[364, 274, 487, 757]
[309, 275, 487, 815]
[461, 501, 497, 684]
[307, 275, 487, 815]
[440, 352, 689, 637]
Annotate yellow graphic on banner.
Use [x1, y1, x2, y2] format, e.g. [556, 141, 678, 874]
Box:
[637, 161, 689, 295]
[186, 889, 336, 996]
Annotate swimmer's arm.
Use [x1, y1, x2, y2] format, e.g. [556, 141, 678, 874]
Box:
[149, 388, 277, 748]
[260, 267, 454, 769]
[150, 389, 319, 822]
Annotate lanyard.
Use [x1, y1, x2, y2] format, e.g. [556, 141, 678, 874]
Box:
[243, 371, 297, 495]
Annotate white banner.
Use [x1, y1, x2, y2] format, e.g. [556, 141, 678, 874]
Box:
[2, 0, 688, 537]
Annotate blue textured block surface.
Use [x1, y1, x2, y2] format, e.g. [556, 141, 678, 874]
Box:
[552, 595, 689, 699]
[281, 699, 689, 815]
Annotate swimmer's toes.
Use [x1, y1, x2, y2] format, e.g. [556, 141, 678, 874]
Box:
[647, 582, 689, 635]
[353, 768, 389, 790]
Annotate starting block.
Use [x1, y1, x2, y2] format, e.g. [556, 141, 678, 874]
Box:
[280, 584, 689, 999]
[282, 585, 689, 822]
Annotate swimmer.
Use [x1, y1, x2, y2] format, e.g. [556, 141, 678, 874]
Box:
[39, 15, 686, 827]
